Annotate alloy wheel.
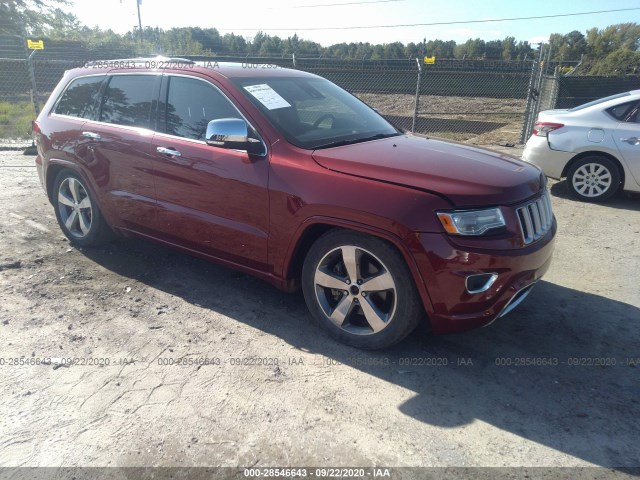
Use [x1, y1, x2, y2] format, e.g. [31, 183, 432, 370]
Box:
[571, 162, 612, 198]
[57, 177, 93, 238]
[313, 245, 397, 335]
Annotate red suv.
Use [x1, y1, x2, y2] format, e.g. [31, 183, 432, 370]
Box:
[34, 58, 556, 349]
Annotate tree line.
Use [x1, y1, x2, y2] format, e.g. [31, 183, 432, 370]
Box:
[1, 0, 639, 74]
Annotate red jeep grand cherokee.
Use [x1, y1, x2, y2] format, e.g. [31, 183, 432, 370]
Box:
[34, 58, 556, 349]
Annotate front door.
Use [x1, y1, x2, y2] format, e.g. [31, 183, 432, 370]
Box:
[150, 75, 269, 269]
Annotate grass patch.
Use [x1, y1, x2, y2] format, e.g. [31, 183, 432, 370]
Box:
[0, 101, 34, 139]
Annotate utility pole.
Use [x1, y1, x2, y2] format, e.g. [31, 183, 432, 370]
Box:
[136, 0, 143, 45]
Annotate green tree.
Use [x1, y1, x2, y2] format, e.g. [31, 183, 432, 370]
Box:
[382, 41, 404, 58]
[501, 36, 516, 60]
[484, 39, 502, 59]
[403, 42, 421, 58]
[223, 33, 248, 54]
[588, 49, 640, 75]
[548, 30, 586, 61]
[514, 40, 534, 60]
[560, 30, 586, 60]
[0, 0, 77, 35]
[425, 39, 455, 58]
[586, 23, 640, 57]
[454, 38, 485, 59]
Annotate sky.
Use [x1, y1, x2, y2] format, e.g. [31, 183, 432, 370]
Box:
[69, 0, 640, 46]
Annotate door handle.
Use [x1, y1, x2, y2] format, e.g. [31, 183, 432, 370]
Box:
[82, 131, 101, 140]
[156, 146, 181, 157]
[621, 137, 640, 145]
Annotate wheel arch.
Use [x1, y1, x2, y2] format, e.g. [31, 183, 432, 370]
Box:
[561, 150, 626, 186]
[282, 218, 434, 318]
[45, 161, 88, 204]
[46, 161, 118, 234]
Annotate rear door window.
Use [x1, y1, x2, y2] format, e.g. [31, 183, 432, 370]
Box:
[54, 75, 105, 119]
[99, 75, 158, 129]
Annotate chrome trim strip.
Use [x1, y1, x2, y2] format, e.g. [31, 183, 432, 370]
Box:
[517, 190, 554, 245]
[465, 273, 499, 294]
[529, 202, 541, 236]
[498, 282, 536, 319]
[483, 282, 536, 328]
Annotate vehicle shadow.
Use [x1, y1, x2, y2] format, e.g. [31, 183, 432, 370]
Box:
[550, 179, 640, 211]
[81, 239, 640, 469]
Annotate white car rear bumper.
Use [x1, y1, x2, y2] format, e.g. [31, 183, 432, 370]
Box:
[522, 135, 573, 180]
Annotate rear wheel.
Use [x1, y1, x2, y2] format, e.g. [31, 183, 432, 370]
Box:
[567, 156, 621, 202]
[302, 230, 424, 349]
[53, 169, 113, 247]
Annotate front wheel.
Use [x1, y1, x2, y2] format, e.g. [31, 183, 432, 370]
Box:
[567, 156, 621, 202]
[301, 230, 424, 350]
[53, 169, 113, 247]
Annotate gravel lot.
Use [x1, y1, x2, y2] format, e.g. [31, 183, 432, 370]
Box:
[0, 149, 639, 472]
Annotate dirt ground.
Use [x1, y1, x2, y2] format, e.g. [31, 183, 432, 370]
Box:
[0, 149, 639, 472]
[356, 93, 526, 144]
[356, 93, 526, 118]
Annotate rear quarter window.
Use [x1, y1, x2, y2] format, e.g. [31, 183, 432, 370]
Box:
[605, 101, 639, 121]
[54, 75, 105, 119]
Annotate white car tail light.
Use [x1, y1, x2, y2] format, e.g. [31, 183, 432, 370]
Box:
[533, 122, 564, 136]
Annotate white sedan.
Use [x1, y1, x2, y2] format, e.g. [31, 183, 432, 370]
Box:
[522, 91, 640, 201]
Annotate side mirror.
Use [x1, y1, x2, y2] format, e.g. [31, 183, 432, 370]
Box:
[206, 118, 264, 155]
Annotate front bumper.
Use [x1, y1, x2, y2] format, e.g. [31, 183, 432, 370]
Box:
[413, 223, 556, 334]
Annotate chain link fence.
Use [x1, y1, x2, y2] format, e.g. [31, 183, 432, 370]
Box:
[3, 20, 640, 151]
[520, 44, 640, 143]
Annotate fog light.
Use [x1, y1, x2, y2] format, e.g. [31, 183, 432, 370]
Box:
[465, 273, 498, 294]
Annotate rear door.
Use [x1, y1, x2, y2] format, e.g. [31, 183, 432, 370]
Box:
[612, 103, 640, 186]
[80, 73, 161, 232]
[44, 74, 105, 177]
[150, 74, 270, 269]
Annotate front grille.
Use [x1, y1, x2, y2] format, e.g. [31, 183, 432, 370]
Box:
[516, 191, 553, 245]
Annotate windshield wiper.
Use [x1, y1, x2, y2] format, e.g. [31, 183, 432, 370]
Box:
[313, 132, 400, 150]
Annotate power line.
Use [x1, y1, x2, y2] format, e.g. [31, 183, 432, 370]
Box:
[289, 0, 403, 8]
[218, 7, 640, 31]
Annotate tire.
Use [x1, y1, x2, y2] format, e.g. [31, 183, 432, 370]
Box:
[566, 156, 621, 202]
[301, 230, 424, 350]
[52, 169, 113, 247]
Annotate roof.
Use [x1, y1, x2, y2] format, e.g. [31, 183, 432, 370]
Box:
[74, 56, 316, 79]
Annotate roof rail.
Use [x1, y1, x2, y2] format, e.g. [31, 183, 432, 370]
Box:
[83, 56, 196, 67]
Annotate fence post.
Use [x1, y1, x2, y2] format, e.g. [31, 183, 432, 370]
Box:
[26, 50, 40, 118]
[411, 58, 422, 134]
[520, 44, 544, 144]
[528, 44, 551, 130]
[550, 66, 560, 109]
[20, 21, 40, 120]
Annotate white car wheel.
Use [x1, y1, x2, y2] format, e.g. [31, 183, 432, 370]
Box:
[567, 157, 621, 202]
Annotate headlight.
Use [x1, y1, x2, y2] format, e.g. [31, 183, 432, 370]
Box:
[437, 208, 506, 236]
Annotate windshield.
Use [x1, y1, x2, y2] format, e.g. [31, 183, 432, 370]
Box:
[232, 76, 400, 149]
[568, 92, 631, 112]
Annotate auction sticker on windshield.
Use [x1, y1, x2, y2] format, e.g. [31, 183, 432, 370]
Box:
[243, 84, 291, 110]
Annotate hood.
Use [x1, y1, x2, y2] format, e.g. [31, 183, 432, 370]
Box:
[311, 135, 543, 206]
